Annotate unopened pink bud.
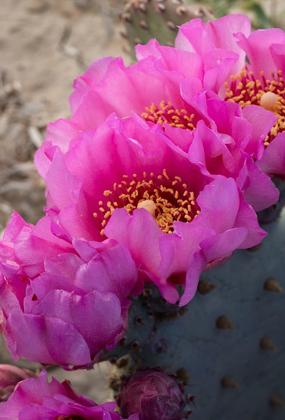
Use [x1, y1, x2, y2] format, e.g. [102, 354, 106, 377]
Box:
[118, 367, 185, 420]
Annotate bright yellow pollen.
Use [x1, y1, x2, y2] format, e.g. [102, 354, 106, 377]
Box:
[93, 170, 200, 236]
[225, 68, 285, 146]
[142, 100, 196, 130]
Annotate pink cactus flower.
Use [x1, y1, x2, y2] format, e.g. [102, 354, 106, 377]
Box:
[35, 36, 279, 213]
[118, 367, 185, 420]
[175, 14, 285, 178]
[0, 213, 138, 369]
[34, 115, 266, 306]
[0, 365, 35, 402]
[0, 369, 139, 420]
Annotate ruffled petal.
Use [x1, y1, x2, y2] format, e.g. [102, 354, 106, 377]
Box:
[257, 133, 285, 180]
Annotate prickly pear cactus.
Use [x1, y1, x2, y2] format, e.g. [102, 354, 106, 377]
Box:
[120, 0, 214, 58]
[105, 206, 285, 419]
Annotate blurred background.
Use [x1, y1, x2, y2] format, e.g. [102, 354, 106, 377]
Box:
[0, 0, 285, 405]
[0, 0, 130, 235]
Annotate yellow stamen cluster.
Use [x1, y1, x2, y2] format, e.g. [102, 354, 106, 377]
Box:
[225, 68, 285, 146]
[93, 170, 200, 235]
[141, 100, 196, 130]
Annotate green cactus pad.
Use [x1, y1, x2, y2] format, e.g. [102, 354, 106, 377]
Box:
[121, 0, 214, 58]
[105, 206, 285, 419]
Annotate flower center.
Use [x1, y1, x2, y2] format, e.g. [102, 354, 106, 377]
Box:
[225, 68, 285, 146]
[141, 101, 196, 130]
[93, 170, 200, 235]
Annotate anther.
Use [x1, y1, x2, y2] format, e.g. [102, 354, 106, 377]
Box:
[225, 68, 285, 145]
[95, 170, 199, 234]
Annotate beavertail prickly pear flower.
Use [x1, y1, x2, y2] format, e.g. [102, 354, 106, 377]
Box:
[0, 365, 35, 402]
[36, 37, 279, 212]
[118, 367, 185, 420]
[175, 14, 285, 179]
[35, 115, 266, 306]
[0, 369, 139, 420]
[0, 212, 138, 369]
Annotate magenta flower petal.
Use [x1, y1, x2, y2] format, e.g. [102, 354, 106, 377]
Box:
[0, 216, 138, 368]
[176, 15, 251, 74]
[159, 222, 215, 281]
[180, 227, 248, 306]
[196, 178, 240, 233]
[235, 28, 285, 77]
[33, 112, 271, 307]
[2, 26, 276, 328]
[0, 365, 35, 402]
[158, 223, 215, 303]
[6, 308, 92, 368]
[188, 121, 238, 177]
[91, 58, 168, 118]
[105, 208, 163, 279]
[136, 40, 204, 83]
[201, 228, 248, 264]
[71, 90, 115, 131]
[202, 48, 239, 93]
[75, 243, 137, 300]
[241, 105, 277, 159]
[270, 43, 285, 76]
[174, 14, 285, 180]
[257, 133, 285, 180]
[70, 56, 115, 113]
[234, 198, 267, 248]
[237, 157, 280, 211]
[45, 148, 81, 211]
[14, 218, 74, 278]
[28, 289, 125, 362]
[0, 370, 138, 419]
[0, 213, 74, 281]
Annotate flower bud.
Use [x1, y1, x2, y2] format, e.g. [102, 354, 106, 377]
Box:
[118, 367, 185, 420]
[0, 365, 35, 402]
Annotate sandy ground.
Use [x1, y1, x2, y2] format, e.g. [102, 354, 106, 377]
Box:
[0, 0, 129, 404]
